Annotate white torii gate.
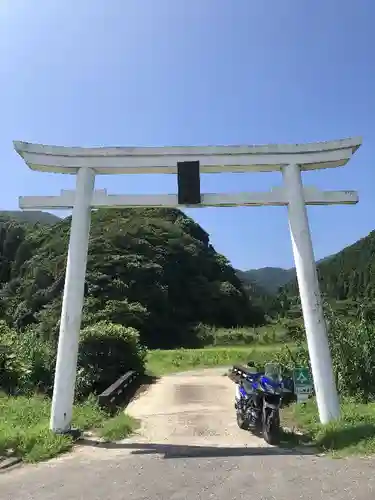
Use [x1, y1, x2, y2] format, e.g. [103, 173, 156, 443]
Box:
[14, 137, 361, 432]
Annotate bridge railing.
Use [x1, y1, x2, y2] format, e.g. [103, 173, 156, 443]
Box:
[98, 370, 138, 411]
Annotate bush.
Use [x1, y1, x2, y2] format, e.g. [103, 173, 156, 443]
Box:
[0, 319, 145, 461]
[0, 321, 28, 393]
[327, 310, 375, 402]
[278, 317, 304, 341]
[1, 319, 147, 399]
[213, 327, 256, 345]
[76, 321, 146, 398]
[193, 323, 215, 346]
[274, 305, 375, 402]
[0, 321, 55, 395]
[15, 329, 55, 395]
[271, 341, 309, 376]
[192, 324, 259, 346]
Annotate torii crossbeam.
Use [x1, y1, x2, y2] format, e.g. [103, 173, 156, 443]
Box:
[14, 137, 362, 432]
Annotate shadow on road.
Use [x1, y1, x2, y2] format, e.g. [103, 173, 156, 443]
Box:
[78, 439, 317, 459]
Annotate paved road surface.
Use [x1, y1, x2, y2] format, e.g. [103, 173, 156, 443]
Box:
[1, 368, 374, 499]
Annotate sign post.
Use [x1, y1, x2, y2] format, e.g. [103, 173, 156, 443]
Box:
[292, 367, 314, 403]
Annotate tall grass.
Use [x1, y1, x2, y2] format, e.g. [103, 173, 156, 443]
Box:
[195, 323, 291, 347]
[0, 393, 138, 463]
[282, 397, 375, 457]
[146, 343, 296, 376]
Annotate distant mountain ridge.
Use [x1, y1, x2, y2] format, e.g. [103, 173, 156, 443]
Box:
[4, 210, 373, 312]
[0, 211, 60, 226]
[239, 255, 335, 295]
[238, 267, 296, 294]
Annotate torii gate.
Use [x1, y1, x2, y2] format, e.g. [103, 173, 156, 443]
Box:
[14, 137, 361, 432]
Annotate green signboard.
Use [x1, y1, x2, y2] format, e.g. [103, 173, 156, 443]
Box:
[292, 368, 314, 401]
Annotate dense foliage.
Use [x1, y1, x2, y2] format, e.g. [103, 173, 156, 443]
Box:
[242, 229, 375, 402]
[76, 321, 146, 397]
[271, 303, 375, 402]
[0, 319, 145, 399]
[2, 207, 375, 404]
[0, 208, 269, 396]
[0, 209, 265, 350]
[283, 230, 375, 303]
[275, 230, 375, 323]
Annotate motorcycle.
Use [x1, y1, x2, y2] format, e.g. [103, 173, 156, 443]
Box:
[234, 363, 283, 445]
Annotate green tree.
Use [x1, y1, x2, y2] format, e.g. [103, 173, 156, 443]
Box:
[0, 208, 267, 348]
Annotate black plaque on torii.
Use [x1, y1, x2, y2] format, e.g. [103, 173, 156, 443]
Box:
[177, 161, 201, 205]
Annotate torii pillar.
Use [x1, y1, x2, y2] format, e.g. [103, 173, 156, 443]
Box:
[14, 137, 361, 431]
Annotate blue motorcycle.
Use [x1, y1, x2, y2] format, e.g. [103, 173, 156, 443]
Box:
[234, 364, 283, 445]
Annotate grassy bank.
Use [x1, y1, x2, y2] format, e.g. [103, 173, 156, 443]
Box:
[282, 398, 375, 457]
[0, 394, 138, 463]
[200, 323, 292, 346]
[146, 343, 296, 376]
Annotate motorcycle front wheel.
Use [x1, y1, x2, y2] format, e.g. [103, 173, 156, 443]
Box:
[236, 410, 249, 430]
[262, 409, 280, 445]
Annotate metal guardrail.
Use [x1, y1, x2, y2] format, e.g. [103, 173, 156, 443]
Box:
[98, 370, 138, 409]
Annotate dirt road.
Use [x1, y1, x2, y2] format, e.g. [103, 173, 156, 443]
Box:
[125, 367, 267, 450]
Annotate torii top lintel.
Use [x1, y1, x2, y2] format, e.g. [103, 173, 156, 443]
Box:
[13, 137, 362, 175]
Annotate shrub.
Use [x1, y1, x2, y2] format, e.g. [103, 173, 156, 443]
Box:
[15, 329, 55, 394]
[0, 321, 55, 395]
[192, 324, 258, 346]
[0, 321, 29, 393]
[278, 317, 304, 341]
[274, 305, 375, 402]
[76, 321, 146, 398]
[192, 323, 215, 346]
[214, 327, 256, 345]
[327, 310, 375, 402]
[271, 341, 309, 376]
[1, 319, 147, 399]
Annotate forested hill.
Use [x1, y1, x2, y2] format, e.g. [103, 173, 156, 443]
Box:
[282, 230, 375, 304]
[0, 209, 266, 348]
[238, 267, 296, 295]
[0, 210, 60, 225]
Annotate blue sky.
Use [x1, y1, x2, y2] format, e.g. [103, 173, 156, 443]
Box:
[1, 0, 374, 270]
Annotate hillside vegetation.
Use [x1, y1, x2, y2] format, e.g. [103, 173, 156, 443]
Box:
[2, 209, 375, 460]
[284, 230, 375, 302]
[0, 209, 266, 350]
[0, 210, 60, 226]
[238, 229, 375, 323]
[278, 230, 375, 322]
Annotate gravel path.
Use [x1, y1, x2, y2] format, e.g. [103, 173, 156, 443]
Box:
[124, 367, 268, 449]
